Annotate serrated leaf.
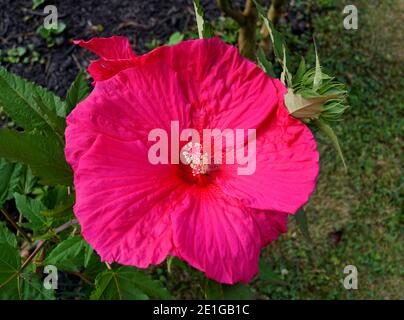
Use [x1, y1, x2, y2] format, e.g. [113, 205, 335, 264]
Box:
[0, 159, 23, 205]
[0, 221, 17, 247]
[223, 284, 254, 300]
[65, 70, 90, 115]
[0, 242, 21, 299]
[0, 66, 67, 133]
[285, 89, 338, 119]
[193, 0, 213, 39]
[91, 266, 172, 300]
[295, 208, 312, 242]
[16, 166, 37, 195]
[45, 236, 86, 272]
[313, 119, 347, 171]
[0, 242, 54, 299]
[32, 95, 66, 141]
[17, 272, 55, 300]
[14, 193, 52, 233]
[256, 48, 276, 78]
[0, 129, 72, 186]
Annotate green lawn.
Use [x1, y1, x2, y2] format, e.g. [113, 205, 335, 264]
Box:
[257, 0, 403, 299]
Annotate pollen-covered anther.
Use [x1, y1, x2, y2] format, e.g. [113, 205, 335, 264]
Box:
[180, 142, 209, 176]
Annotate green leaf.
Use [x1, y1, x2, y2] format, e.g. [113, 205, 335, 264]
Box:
[0, 243, 21, 299]
[256, 48, 276, 78]
[16, 166, 37, 195]
[294, 208, 312, 242]
[313, 119, 348, 171]
[41, 185, 69, 209]
[65, 70, 90, 115]
[259, 259, 287, 286]
[84, 242, 93, 268]
[41, 194, 74, 218]
[0, 221, 17, 247]
[0, 129, 72, 186]
[313, 42, 322, 91]
[45, 236, 87, 272]
[0, 66, 67, 133]
[83, 252, 105, 280]
[292, 68, 349, 122]
[294, 56, 306, 85]
[36, 26, 51, 39]
[7, 47, 26, 57]
[280, 45, 292, 87]
[17, 272, 55, 300]
[0, 159, 23, 205]
[32, 0, 45, 10]
[14, 193, 52, 233]
[165, 32, 184, 46]
[223, 284, 255, 300]
[0, 243, 54, 299]
[204, 279, 223, 300]
[91, 266, 173, 300]
[32, 95, 66, 141]
[254, 0, 288, 64]
[53, 22, 66, 34]
[193, 0, 214, 39]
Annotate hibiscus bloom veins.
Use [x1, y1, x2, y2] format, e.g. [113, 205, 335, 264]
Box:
[65, 36, 319, 284]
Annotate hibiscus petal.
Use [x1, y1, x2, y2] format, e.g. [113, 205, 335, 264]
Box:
[154, 37, 279, 132]
[74, 36, 137, 82]
[74, 134, 186, 267]
[73, 36, 136, 60]
[217, 80, 319, 214]
[171, 190, 263, 284]
[252, 211, 288, 246]
[65, 63, 192, 170]
[86, 59, 137, 83]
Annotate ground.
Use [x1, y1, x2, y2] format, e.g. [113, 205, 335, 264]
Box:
[0, 0, 402, 299]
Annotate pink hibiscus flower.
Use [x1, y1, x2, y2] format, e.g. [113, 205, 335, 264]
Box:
[65, 36, 319, 284]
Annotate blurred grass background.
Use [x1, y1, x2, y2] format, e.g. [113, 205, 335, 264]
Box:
[156, 0, 403, 299]
[256, 0, 403, 299]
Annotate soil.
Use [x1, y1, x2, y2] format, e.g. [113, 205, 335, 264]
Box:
[0, 0, 235, 97]
[0, 0, 310, 98]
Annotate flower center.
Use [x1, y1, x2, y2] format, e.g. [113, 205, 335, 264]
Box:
[180, 142, 209, 176]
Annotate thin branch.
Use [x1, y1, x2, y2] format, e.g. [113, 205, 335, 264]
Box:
[20, 240, 46, 271]
[54, 218, 78, 233]
[217, 0, 246, 25]
[70, 271, 93, 286]
[0, 208, 32, 243]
